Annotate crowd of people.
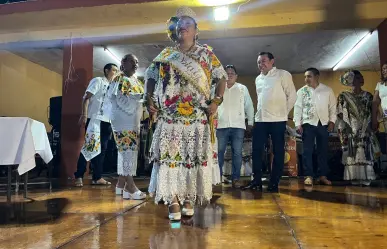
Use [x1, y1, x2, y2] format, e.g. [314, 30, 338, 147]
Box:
[72, 6, 387, 221]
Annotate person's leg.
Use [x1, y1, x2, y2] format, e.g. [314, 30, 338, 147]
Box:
[244, 122, 267, 188]
[230, 128, 245, 182]
[268, 121, 287, 190]
[74, 119, 90, 186]
[316, 123, 331, 185]
[91, 121, 112, 182]
[302, 124, 317, 184]
[217, 128, 230, 180]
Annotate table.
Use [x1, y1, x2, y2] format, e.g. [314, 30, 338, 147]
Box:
[0, 117, 53, 202]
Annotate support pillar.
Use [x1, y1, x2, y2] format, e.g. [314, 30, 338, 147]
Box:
[378, 19, 387, 66]
[61, 38, 93, 179]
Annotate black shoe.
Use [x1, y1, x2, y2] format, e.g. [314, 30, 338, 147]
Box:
[241, 181, 262, 191]
[266, 185, 279, 193]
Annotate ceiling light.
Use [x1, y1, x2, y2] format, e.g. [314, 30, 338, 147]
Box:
[200, 0, 235, 6]
[333, 32, 372, 71]
[104, 47, 120, 64]
[214, 6, 229, 21]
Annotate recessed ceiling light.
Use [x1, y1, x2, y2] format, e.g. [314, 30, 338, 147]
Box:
[214, 6, 229, 21]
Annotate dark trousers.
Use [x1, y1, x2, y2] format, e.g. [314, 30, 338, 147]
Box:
[252, 121, 286, 187]
[74, 119, 112, 181]
[217, 128, 245, 180]
[302, 122, 329, 177]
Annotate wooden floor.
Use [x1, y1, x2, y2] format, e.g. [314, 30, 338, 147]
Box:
[1, 178, 387, 249]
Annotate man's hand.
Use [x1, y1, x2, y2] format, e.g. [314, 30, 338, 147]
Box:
[296, 125, 303, 135]
[372, 119, 379, 132]
[245, 125, 253, 137]
[207, 102, 218, 116]
[147, 105, 158, 115]
[327, 122, 335, 132]
[78, 115, 87, 127]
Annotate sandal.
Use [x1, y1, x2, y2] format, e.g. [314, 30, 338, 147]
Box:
[304, 176, 313, 186]
[115, 187, 124, 195]
[91, 178, 111, 185]
[181, 200, 194, 217]
[123, 190, 146, 200]
[317, 176, 332, 186]
[74, 178, 83, 187]
[168, 202, 181, 221]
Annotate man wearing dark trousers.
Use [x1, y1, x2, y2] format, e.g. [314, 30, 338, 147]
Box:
[293, 68, 336, 186]
[242, 52, 296, 192]
[74, 63, 118, 187]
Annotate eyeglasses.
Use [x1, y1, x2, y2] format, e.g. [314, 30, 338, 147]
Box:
[225, 65, 237, 75]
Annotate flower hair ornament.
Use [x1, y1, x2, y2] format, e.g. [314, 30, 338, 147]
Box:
[166, 16, 179, 42]
[340, 70, 355, 86]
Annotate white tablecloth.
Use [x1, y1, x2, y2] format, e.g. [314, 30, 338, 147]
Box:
[0, 117, 53, 175]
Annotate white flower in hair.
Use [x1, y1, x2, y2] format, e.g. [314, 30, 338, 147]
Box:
[340, 70, 355, 86]
[176, 6, 197, 18]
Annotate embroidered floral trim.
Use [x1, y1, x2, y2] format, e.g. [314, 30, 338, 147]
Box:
[114, 74, 144, 96]
[114, 130, 139, 152]
[83, 133, 100, 152]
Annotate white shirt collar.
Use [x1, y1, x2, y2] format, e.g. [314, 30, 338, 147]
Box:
[259, 67, 277, 77]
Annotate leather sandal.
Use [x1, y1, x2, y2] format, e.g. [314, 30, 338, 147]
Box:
[304, 176, 313, 186]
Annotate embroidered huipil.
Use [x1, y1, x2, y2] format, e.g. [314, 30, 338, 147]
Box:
[255, 67, 296, 122]
[293, 83, 337, 127]
[145, 45, 227, 204]
[217, 83, 254, 129]
[109, 74, 144, 176]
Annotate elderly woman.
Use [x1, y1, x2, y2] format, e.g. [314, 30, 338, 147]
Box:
[145, 6, 227, 221]
[109, 54, 146, 200]
[337, 70, 380, 186]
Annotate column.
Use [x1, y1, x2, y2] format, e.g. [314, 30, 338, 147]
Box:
[378, 19, 387, 66]
[61, 38, 93, 179]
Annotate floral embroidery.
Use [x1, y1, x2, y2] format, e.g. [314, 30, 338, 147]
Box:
[177, 102, 194, 116]
[84, 133, 100, 152]
[113, 130, 138, 152]
[116, 74, 144, 96]
[301, 87, 316, 120]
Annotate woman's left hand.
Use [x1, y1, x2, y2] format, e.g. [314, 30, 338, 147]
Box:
[207, 102, 218, 116]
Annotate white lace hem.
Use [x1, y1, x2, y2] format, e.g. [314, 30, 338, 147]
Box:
[342, 147, 376, 180]
[117, 150, 138, 176]
[148, 162, 213, 205]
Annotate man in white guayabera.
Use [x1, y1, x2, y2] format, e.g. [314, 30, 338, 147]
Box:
[216, 64, 254, 188]
[242, 52, 296, 193]
[294, 67, 336, 187]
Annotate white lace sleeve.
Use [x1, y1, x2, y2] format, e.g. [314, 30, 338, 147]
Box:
[209, 52, 227, 81]
[145, 63, 159, 83]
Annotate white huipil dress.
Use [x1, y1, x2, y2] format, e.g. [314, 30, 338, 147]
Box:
[109, 75, 144, 176]
[146, 46, 227, 204]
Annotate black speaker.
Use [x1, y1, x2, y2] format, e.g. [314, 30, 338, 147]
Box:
[49, 96, 62, 127]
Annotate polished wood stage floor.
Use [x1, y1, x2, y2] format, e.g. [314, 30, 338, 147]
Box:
[1, 178, 387, 249]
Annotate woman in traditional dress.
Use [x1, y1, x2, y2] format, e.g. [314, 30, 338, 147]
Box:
[337, 70, 380, 186]
[145, 6, 227, 221]
[109, 54, 146, 199]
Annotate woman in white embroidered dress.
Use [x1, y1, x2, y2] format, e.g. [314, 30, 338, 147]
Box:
[145, 7, 227, 221]
[110, 54, 146, 200]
